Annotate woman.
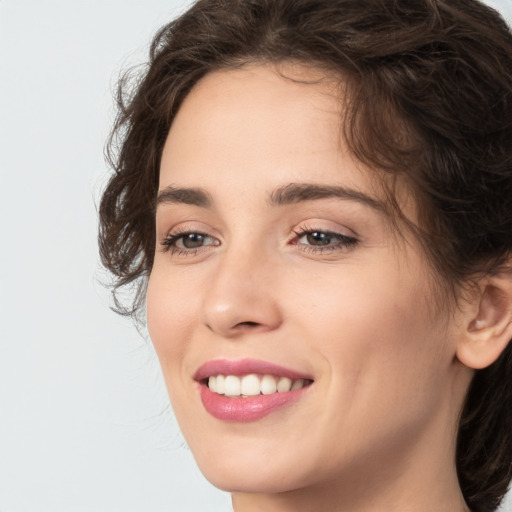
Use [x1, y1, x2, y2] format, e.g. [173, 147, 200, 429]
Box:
[99, 0, 512, 510]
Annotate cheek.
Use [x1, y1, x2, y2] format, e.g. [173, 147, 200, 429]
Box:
[292, 258, 448, 407]
[284, 263, 451, 473]
[292, 256, 433, 350]
[146, 267, 200, 375]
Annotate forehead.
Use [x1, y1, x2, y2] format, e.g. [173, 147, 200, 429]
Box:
[162, 64, 376, 189]
[159, 63, 415, 223]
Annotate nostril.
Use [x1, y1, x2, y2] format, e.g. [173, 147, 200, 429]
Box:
[236, 321, 260, 328]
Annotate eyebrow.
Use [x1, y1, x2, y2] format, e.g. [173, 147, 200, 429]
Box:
[268, 183, 386, 212]
[155, 183, 386, 213]
[156, 186, 213, 208]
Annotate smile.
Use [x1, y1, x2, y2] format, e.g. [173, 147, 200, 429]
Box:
[207, 374, 311, 397]
[195, 359, 314, 421]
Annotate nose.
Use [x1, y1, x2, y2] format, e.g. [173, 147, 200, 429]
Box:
[201, 246, 283, 339]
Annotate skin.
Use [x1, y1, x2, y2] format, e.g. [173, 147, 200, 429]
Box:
[146, 63, 476, 512]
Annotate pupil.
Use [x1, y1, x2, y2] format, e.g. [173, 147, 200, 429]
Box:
[183, 233, 204, 248]
[307, 232, 332, 246]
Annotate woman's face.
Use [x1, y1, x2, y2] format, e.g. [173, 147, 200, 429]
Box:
[147, 64, 468, 499]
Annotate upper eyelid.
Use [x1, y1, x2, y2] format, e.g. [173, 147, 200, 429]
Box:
[294, 229, 355, 240]
[162, 229, 218, 244]
[161, 227, 357, 249]
[161, 221, 220, 238]
[293, 229, 358, 245]
[292, 221, 358, 238]
[160, 222, 357, 239]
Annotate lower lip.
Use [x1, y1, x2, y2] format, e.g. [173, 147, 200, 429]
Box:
[199, 383, 310, 422]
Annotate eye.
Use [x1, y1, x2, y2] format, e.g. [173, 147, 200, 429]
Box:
[176, 233, 212, 249]
[300, 231, 339, 246]
[293, 227, 358, 253]
[162, 230, 219, 254]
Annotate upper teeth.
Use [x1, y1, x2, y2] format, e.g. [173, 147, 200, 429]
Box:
[207, 374, 307, 397]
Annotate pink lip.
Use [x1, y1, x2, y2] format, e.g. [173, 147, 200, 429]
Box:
[194, 358, 312, 381]
[195, 359, 313, 422]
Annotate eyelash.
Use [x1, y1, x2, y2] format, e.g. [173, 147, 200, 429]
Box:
[161, 227, 217, 256]
[291, 225, 358, 253]
[161, 225, 359, 256]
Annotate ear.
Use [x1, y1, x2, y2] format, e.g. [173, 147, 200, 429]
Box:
[456, 272, 512, 370]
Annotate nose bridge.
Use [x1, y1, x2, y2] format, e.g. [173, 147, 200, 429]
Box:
[201, 238, 282, 337]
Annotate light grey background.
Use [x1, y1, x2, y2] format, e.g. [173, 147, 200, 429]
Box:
[0, 1, 511, 511]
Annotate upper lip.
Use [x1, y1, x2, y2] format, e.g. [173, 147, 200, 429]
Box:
[194, 358, 313, 381]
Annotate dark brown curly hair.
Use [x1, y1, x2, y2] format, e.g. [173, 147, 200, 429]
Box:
[98, 1, 512, 510]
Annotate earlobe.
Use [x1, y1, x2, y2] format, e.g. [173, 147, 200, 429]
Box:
[457, 274, 512, 370]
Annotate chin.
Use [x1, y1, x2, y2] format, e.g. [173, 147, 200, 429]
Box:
[190, 444, 314, 494]
[200, 462, 305, 494]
